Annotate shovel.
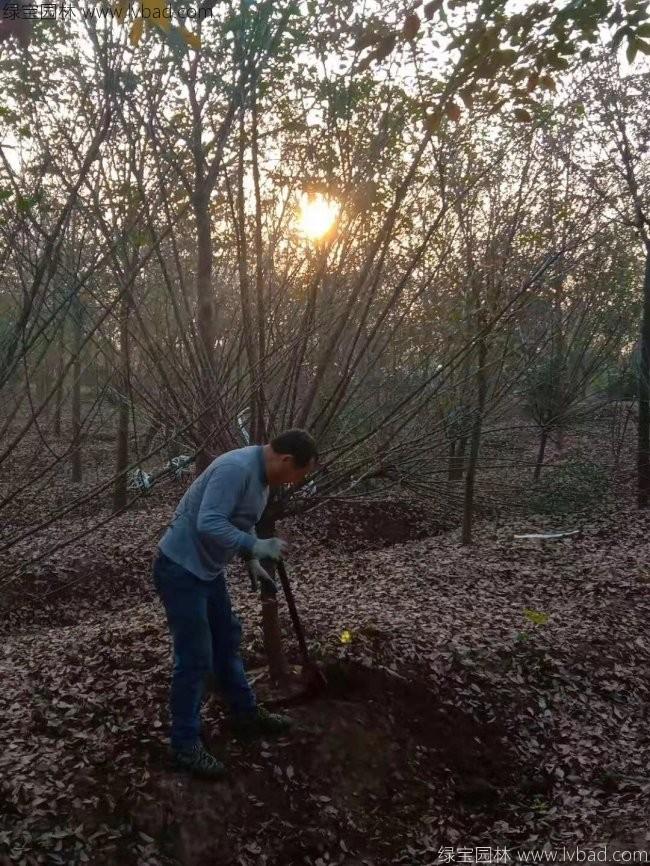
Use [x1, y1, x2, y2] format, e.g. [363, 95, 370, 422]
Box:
[276, 558, 328, 697]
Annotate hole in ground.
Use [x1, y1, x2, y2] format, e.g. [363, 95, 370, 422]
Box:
[138, 660, 541, 865]
[314, 660, 522, 804]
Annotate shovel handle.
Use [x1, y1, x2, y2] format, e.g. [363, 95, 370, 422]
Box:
[276, 559, 310, 665]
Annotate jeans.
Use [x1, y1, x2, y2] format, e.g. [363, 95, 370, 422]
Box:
[152, 550, 256, 751]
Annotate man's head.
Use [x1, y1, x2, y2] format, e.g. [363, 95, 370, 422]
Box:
[264, 428, 318, 487]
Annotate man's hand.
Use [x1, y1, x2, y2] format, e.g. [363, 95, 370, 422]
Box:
[252, 537, 287, 562]
[247, 559, 278, 594]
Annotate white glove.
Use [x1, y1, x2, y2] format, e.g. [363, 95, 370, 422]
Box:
[247, 559, 278, 594]
[252, 537, 287, 562]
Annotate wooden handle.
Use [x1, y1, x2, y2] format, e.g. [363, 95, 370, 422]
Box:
[276, 559, 310, 665]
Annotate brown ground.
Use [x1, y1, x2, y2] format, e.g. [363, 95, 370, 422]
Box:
[1, 416, 649, 865]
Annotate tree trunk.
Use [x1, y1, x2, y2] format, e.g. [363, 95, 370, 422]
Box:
[552, 280, 566, 456]
[38, 355, 50, 428]
[257, 510, 289, 683]
[53, 321, 65, 437]
[462, 329, 487, 545]
[448, 438, 466, 480]
[457, 435, 467, 476]
[70, 303, 83, 483]
[194, 186, 217, 475]
[113, 294, 130, 511]
[235, 106, 261, 442]
[447, 440, 457, 480]
[613, 401, 633, 473]
[534, 428, 548, 482]
[638, 245, 650, 507]
[449, 435, 467, 480]
[251, 80, 267, 443]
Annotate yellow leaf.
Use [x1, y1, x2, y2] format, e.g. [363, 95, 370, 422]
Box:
[523, 608, 549, 625]
[113, 1, 128, 21]
[141, 0, 171, 32]
[130, 17, 144, 47]
[340, 630, 353, 645]
[179, 25, 201, 50]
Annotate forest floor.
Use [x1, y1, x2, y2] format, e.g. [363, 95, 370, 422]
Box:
[1, 422, 649, 866]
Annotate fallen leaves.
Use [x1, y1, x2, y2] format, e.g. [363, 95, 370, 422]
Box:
[1, 432, 649, 862]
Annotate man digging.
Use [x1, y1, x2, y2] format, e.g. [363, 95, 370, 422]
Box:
[152, 428, 318, 778]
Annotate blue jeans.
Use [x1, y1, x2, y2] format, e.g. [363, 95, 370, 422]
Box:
[152, 551, 256, 751]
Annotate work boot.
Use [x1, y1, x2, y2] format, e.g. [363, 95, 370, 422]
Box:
[230, 706, 293, 741]
[173, 741, 226, 779]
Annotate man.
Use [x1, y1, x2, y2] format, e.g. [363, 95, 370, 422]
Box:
[152, 428, 318, 778]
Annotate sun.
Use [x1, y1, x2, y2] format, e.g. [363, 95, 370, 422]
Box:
[298, 193, 339, 240]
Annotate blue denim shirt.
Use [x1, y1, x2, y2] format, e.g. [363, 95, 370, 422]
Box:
[158, 445, 269, 582]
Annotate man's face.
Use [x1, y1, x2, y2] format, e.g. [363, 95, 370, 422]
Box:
[278, 455, 317, 487]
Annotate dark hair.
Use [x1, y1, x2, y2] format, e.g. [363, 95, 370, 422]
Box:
[271, 428, 318, 468]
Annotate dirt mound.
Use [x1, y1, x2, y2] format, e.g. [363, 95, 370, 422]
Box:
[1, 497, 450, 635]
[288, 496, 453, 553]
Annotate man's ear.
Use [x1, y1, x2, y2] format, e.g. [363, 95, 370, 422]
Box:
[279, 454, 295, 472]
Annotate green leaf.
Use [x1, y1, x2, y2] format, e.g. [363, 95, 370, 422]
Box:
[611, 24, 631, 51]
[121, 70, 139, 92]
[459, 88, 474, 110]
[16, 194, 34, 213]
[548, 54, 570, 70]
[496, 48, 518, 66]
